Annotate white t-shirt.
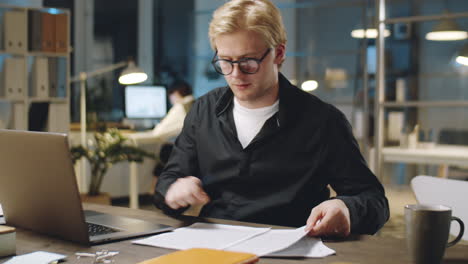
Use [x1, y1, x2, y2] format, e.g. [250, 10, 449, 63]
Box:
[233, 98, 279, 148]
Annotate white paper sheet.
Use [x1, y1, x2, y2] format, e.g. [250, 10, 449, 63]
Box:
[4, 251, 66, 264]
[226, 226, 308, 256]
[133, 223, 270, 250]
[133, 223, 336, 258]
[0, 204, 3, 216]
[267, 236, 336, 258]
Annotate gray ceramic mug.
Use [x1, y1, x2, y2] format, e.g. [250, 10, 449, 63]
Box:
[405, 204, 465, 264]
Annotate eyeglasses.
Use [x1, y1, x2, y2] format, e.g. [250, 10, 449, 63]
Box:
[211, 48, 271, 75]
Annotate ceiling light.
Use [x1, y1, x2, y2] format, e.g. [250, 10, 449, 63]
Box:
[351, 28, 391, 39]
[301, 80, 318, 92]
[456, 43, 468, 66]
[351, 14, 391, 39]
[426, 12, 467, 41]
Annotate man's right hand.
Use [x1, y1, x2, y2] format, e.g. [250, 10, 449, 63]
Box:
[165, 176, 210, 210]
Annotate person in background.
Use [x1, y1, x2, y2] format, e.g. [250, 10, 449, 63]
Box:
[129, 80, 194, 144]
[154, 80, 195, 141]
[154, 0, 389, 237]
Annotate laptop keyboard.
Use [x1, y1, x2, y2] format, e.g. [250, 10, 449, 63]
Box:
[87, 222, 119, 236]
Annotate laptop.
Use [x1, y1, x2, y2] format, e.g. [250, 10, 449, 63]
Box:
[0, 129, 173, 245]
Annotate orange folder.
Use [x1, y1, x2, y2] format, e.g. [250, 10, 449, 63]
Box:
[55, 13, 68, 53]
[41, 12, 55, 52]
[137, 248, 259, 264]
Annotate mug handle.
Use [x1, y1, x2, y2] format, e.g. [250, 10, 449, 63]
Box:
[447, 216, 465, 247]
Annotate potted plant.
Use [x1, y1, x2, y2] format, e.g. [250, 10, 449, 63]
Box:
[71, 128, 155, 203]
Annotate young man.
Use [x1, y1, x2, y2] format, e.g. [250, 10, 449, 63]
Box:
[154, 0, 389, 237]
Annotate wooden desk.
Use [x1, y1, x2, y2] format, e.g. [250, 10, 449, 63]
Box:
[1, 204, 468, 264]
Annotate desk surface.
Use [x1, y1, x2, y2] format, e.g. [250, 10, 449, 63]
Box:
[1, 204, 468, 264]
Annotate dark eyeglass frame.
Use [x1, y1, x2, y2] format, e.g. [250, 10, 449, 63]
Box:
[211, 48, 271, 75]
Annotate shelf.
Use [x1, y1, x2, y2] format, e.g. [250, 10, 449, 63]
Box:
[27, 51, 69, 57]
[382, 101, 468, 108]
[0, 4, 70, 133]
[29, 97, 68, 103]
[0, 98, 25, 103]
[385, 11, 468, 24]
[0, 50, 69, 57]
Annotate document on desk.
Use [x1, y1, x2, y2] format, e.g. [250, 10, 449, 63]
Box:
[3, 251, 66, 264]
[133, 223, 335, 258]
[134, 223, 271, 250]
[268, 236, 337, 258]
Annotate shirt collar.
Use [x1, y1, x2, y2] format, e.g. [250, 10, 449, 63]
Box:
[215, 73, 303, 128]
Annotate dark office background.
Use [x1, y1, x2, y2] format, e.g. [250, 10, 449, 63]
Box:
[43, 0, 194, 123]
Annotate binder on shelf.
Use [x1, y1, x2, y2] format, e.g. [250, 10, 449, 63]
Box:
[48, 58, 57, 97]
[28, 9, 43, 51]
[28, 102, 49, 131]
[56, 58, 67, 97]
[2, 58, 15, 98]
[0, 9, 4, 50]
[0, 57, 5, 97]
[4, 10, 27, 53]
[0, 102, 12, 129]
[47, 103, 69, 133]
[16, 58, 26, 99]
[12, 103, 26, 130]
[30, 57, 49, 98]
[3, 57, 26, 100]
[41, 12, 55, 53]
[55, 13, 68, 53]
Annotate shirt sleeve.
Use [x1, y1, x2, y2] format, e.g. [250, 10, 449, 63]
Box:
[153, 100, 200, 215]
[126, 104, 187, 146]
[323, 106, 390, 234]
[151, 103, 187, 141]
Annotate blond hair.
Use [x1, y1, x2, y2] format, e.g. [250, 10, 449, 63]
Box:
[209, 0, 287, 59]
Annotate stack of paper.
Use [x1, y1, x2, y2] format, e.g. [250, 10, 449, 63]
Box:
[133, 223, 335, 258]
[3, 251, 66, 264]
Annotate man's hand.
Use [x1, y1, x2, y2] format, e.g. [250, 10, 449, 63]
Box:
[165, 176, 210, 210]
[305, 199, 351, 237]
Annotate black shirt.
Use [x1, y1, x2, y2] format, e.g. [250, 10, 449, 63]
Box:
[154, 73, 389, 234]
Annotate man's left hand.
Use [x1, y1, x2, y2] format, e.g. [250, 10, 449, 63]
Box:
[305, 199, 351, 237]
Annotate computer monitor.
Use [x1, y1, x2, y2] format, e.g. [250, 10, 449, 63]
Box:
[125, 85, 167, 119]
